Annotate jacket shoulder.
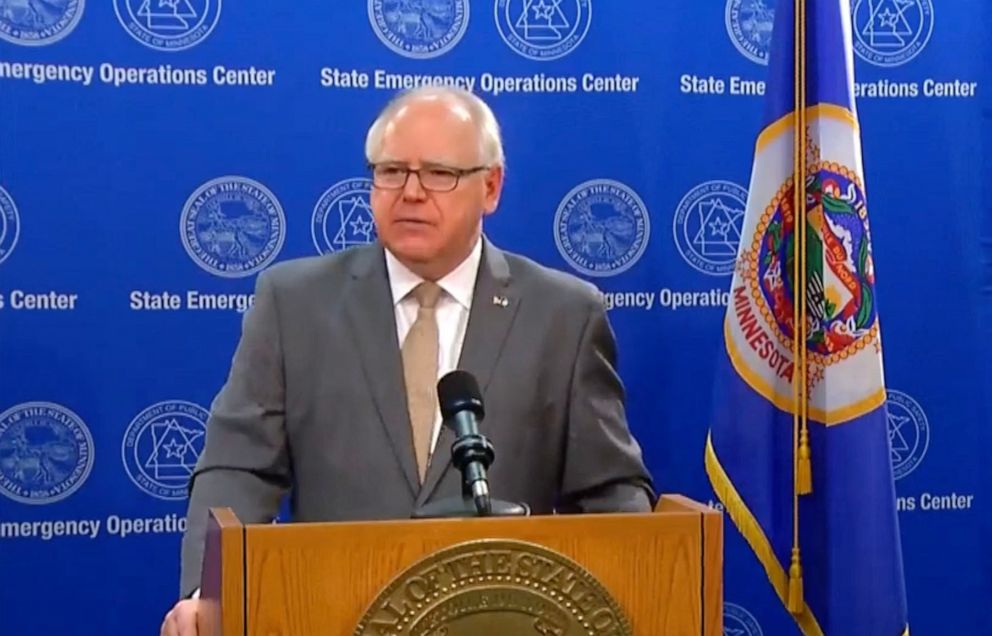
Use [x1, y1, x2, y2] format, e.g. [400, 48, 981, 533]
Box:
[258, 245, 377, 293]
[502, 251, 603, 312]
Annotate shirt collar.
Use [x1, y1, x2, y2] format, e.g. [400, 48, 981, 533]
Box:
[385, 237, 483, 310]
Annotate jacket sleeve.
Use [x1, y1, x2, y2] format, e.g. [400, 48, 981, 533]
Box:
[557, 298, 656, 513]
[179, 270, 291, 598]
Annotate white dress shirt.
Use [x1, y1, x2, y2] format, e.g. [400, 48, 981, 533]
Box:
[385, 238, 483, 458]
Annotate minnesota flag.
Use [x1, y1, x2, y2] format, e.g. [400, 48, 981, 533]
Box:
[706, 1, 910, 634]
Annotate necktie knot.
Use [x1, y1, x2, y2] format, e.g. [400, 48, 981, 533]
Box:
[412, 281, 443, 309]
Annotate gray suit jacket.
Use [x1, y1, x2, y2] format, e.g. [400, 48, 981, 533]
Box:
[179, 239, 654, 596]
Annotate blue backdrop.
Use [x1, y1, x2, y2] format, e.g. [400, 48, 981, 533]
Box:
[0, 1, 987, 634]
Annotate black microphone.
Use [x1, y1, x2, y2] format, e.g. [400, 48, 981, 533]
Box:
[437, 370, 494, 515]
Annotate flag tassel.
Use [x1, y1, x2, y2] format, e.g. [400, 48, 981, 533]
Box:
[797, 427, 812, 494]
[788, 547, 805, 615]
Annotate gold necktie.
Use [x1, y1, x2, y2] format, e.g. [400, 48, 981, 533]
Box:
[401, 281, 443, 483]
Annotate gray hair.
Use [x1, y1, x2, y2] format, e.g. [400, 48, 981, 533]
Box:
[364, 86, 505, 167]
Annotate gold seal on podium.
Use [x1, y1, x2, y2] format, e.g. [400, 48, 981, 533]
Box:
[354, 539, 633, 635]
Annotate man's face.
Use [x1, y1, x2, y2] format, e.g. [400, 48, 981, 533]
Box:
[369, 98, 503, 280]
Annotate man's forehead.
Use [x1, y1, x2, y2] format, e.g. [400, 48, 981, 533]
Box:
[384, 99, 475, 139]
[379, 124, 469, 156]
[380, 109, 480, 162]
[395, 97, 473, 123]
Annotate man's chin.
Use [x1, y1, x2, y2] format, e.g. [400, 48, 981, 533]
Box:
[386, 241, 438, 266]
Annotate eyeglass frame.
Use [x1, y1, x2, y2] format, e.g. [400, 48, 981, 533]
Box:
[367, 161, 491, 193]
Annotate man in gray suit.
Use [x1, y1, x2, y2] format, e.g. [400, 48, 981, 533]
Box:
[161, 86, 654, 636]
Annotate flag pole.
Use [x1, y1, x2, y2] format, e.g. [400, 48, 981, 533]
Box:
[789, 0, 809, 616]
[796, 0, 813, 498]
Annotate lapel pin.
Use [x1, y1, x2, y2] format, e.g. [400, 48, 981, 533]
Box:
[492, 295, 509, 307]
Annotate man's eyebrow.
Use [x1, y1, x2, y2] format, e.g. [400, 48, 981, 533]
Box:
[375, 159, 461, 169]
[420, 160, 460, 169]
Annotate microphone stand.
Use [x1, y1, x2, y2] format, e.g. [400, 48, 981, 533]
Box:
[411, 431, 529, 519]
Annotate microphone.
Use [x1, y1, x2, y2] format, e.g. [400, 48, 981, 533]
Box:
[437, 370, 494, 516]
[410, 371, 526, 519]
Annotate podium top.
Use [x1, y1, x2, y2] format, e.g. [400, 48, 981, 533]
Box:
[199, 494, 722, 636]
[210, 493, 717, 530]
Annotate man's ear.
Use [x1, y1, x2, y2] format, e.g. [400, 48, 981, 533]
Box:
[483, 165, 505, 214]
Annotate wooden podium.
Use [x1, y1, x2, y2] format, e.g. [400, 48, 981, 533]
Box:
[197, 495, 722, 635]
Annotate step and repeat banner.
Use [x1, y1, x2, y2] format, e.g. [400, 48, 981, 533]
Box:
[0, 1, 987, 634]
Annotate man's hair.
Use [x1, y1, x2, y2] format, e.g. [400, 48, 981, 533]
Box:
[364, 86, 505, 167]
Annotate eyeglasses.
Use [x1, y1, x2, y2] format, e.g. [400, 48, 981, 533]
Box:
[368, 162, 489, 193]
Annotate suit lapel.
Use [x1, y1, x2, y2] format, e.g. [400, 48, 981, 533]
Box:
[343, 245, 420, 496]
[416, 239, 521, 507]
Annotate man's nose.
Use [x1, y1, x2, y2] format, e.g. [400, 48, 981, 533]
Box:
[402, 170, 428, 201]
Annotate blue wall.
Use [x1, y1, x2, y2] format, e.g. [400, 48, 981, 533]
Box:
[0, 1, 987, 633]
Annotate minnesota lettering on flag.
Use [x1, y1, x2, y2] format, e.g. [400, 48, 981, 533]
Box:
[706, 1, 910, 634]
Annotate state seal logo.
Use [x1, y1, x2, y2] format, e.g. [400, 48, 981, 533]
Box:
[0, 185, 20, 265]
[311, 178, 377, 255]
[180, 176, 285, 278]
[724, 602, 764, 636]
[728, 140, 886, 424]
[885, 389, 929, 480]
[113, 0, 221, 51]
[674, 180, 747, 276]
[751, 165, 878, 362]
[0, 0, 84, 46]
[354, 539, 633, 635]
[494, 0, 591, 61]
[555, 179, 650, 277]
[368, 0, 469, 59]
[122, 400, 207, 500]
[0, 402, 94, 505]
[852, 0, 933, 67]
[726, 0, 775, 65]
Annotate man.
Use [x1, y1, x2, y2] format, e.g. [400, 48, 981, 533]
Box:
[161, 86, 654, 635]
